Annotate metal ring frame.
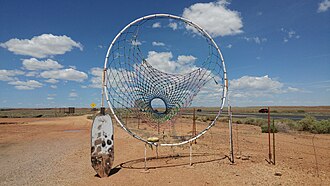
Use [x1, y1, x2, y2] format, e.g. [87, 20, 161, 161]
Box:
[103, 14, 228, 146]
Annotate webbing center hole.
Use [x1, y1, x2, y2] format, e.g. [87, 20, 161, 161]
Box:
[150, 98, 167, 114]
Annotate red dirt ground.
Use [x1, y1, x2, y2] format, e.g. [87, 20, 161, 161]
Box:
[0, 115, 329, 185]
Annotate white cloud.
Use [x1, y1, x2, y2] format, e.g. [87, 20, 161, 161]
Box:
[230, 75, 300, 98]
[47, 94, 56, 100]
[243, 36, 267, 44]
[281, 28, 300, 43]
[131, 40, 142, 46]
[177, 55, 197, 65]
[146, 51, 176, 73]
[50, 85, 57, 89]
[145, 51, 198, 74]
[182, 0, 243, 37]
[45, 78, 59, 84]
[87, 67, 103, 88]
[152, 41, 165, 46]
[287, 86, 300, 92]
[0, 34, 83, 58]
[0, 69, 24, 81]
[22, 58, 63, 70]
[40, 68, 88, 82]
[152, 22, 161, 28]
[230, 75, 283, 98]
[69, 92, 78, 97]
[318, 0, 330, 12]
[168, 22, 178, 30]
[8, 80, 43, 90]
[25, 71, 38, 77]
[226, 44, 232, 48]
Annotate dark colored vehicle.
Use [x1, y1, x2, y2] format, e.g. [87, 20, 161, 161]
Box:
[259, 108, 269, 113]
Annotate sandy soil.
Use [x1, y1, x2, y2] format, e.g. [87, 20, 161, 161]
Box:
[0, 115, 329, 186]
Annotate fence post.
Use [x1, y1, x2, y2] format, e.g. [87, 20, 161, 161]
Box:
[268, 107, 272, 163]
[273, 118, 275, 165]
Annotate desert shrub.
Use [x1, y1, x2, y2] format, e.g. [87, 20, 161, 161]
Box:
[218, 117, 228, 122]
[235, 119, 242, 124]
[298, 115, 316, 131]
[297, 110, 305, 113]
[311, 120, 330, 134]
[261, 124, 278, 133]
[196, 116, 208, 122]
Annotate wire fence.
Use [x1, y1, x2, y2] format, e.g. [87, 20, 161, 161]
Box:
[227, 119, 330, 175]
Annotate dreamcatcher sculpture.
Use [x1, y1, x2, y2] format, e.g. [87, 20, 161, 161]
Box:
[92, 14, 228, 177]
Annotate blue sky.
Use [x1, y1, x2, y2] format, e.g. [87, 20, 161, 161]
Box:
[0, 0, 329, 108]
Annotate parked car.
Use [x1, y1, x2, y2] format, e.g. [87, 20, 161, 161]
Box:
[258, 108, 269, 113]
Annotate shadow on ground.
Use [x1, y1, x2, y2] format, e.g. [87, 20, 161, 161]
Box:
[119, 153, 229, 170]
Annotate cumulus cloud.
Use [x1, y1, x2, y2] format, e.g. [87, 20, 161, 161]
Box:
[44, 78, 59, 84]
[152, 22, 161, 28]
[145, 51, 199, 74]
[226, 44, 232, 48]
[152, 41, 165, 46]
[318, 0, 330, 12]
[8, 80, 43, 90]
[0, 69, 24, 81]
[50, 85, 57, 89]
[168, 22, 178, 30]
[22, 58, 63, 70]
[25, 71, 38, 77]
[0, 34, 83, 58]
[231, 75, 283, 96]
[40, 68, 88, 82]
[87, 67, 103, 88]
[177, 55, 197, 65]
[146, 51, 176, 73]
[182, 0, 243, 37]
[230, 75, 300, 98]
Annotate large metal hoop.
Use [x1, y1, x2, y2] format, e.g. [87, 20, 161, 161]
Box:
[103, 14, 228, 146]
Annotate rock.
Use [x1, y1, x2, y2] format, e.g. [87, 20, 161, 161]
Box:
[275, 172, 282, 176]
[236, 156, 241, 159]
[242, 156, 250, 160]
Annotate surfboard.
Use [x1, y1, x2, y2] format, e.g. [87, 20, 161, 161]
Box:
[91, 114, 114, 177]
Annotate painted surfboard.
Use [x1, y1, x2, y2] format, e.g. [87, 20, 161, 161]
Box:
[91, 114, 114, 177]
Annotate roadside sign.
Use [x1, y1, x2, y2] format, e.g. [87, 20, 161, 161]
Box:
[90, 102, 96, 108]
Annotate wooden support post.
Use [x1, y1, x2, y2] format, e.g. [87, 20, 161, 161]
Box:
[144, 144, 147, 170]
[193, 108, 197, 144]
[229, 106, 234, 163]
[273, 119, 276, 165]
[125, 112, 128, 126]
[268, 107, 272, 163]
[138, 114, 140, 129]
[189, 142, 193, 166]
